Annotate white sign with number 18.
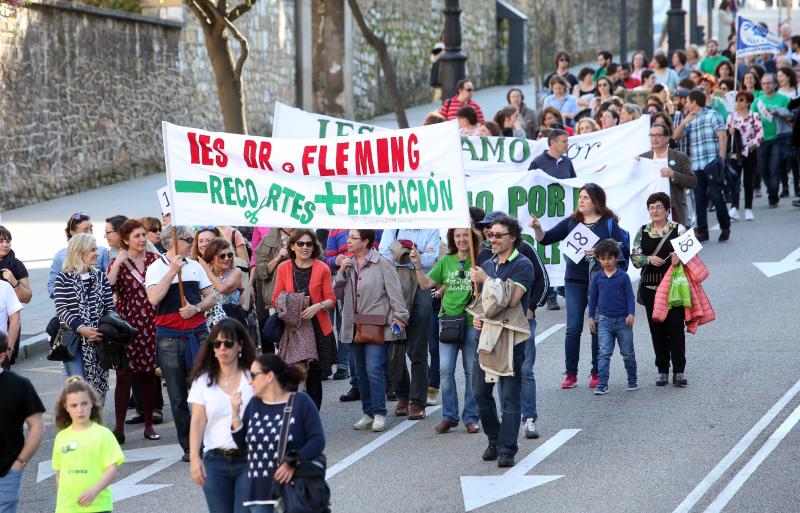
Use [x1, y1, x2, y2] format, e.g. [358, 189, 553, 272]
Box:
[560, 223, 601, 264]
[670, 228, 702, 264]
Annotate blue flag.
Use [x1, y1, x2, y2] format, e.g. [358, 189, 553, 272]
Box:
[736, 17, 782, 57]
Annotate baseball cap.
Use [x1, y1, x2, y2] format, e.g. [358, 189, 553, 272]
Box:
[477, 211, 508, 227]
[673, 88, 690, 98]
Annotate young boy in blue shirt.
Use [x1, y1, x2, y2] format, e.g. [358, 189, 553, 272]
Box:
[588, 239, 637, 395]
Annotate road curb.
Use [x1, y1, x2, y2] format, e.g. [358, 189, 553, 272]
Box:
[18, 332, 50, 361]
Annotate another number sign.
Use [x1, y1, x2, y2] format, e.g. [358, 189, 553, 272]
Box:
[157, 186, 172, 216]
[670, 228, 702, 264]
[561, 223, 601, 264]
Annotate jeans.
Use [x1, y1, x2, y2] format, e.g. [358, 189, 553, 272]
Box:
[351, 342, 388, 417]
[439, 324, 478, 425]
[694, 169, 730, 232]
[757, 138, 785, 205]
[62, 343, 85, 379]
[396, 288, 431, 407]
[202, 452, 248, 513]
[0, 468, 21, 513]
[596, 315, 637, 387]
[473, 342, 524, 457]
[348, 349, 358, 388]
[521, 318, 538, 421]
[564, 281, 598, 376]
[332, 301, 349, 371]
[246, 506, 274, 513]
[428, 296, 441, 389]
[158, 336, 196, 453]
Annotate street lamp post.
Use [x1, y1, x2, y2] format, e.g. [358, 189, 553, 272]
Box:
[668, 0, 686, 53]
[439, 0, 467, 100]
[620, 0, 628, 63]
[689, 0, 699, 44]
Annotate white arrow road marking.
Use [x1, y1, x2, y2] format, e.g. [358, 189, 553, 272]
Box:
[702, 401, 800, 513]
[327, 406, 441, 479]
[460, 428, 581, 512]
[753, 246, 800, 277]
[535, 323, 565, 346]
[37, 444, 184, 502]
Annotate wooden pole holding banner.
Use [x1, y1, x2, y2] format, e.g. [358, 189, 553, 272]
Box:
[172, 225, 186, 307]
[467, 228, 478, 298]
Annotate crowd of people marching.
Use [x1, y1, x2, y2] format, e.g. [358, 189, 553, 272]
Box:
[1, 22, 799, 513]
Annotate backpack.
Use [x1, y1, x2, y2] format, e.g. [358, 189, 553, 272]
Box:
[607, 218, 630, 271]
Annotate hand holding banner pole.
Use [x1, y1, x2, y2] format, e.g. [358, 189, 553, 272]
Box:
[172, 225, 186, 307]
[160, 186, 186, 308]
[468, 228, 478, 298]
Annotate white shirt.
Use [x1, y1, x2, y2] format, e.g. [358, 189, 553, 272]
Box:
[145, 256, 212, 290]
[188, 371, 253, 453]
[0, 280, 23, 336]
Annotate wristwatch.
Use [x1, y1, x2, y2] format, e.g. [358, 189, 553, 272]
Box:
[194, 305, 202, 314]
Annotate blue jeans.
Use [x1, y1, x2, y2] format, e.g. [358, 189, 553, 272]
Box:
[757, 137, 785, 205]
[158, 336, 198, 453]
[521, 318, 537, 421]
[246, 506, 274, 513]
[597, 315, 637, 387]
[202, 452, 248, 513]
[473, 342, 524, 457]
[0, 468, 21, 513]
[564, 281, 598, 376]
[439, 324, 478, 425]
[694, 169, 731, 232]
[428, 296, 441, 389]
[351, 342, 388, 417]
[62, 341, 85, 379]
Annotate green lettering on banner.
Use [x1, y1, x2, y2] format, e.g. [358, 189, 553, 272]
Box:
[531, 238, 561, 265]
[480, 137, 504, 162]
[357, 126, 376, 134]
[234, 178, 247, 207]
[507, 186, 526, 217]
[245, 180, 258, 208]
[359, 184, 373, 214]
[209, 176, 223, 204]
[314, 182, 347, 215]
[290, 192, 307, 221]
[407, 180, 419, 212]
[426, 179, 439, 211]
[529, 186, 546, 218]
[336, 122, 354, 136]
[509, 138, 531, 163]
[222, 177, 236, 205]
[317, 119, 329, 138]
[373, 185, 386, 214]
[573, 187, 581, 212]
[439, 180, 453, 210]
[347, 185, 359, 215]
[265, 184, 282, 208]
[398, 181, 410, 214]
[386, 182, 397, 214]
[473, 191, 494, 212]
[461, 137, 479, 161]
[417, 180, 428, 211]
[547, 184, 566, 217]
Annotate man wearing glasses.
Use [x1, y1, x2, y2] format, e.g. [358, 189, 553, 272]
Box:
[639, 123, 696, 226]
[470, 216, 536, 468]
[145, 225, 217, 461]
[440, 79, 485, 124]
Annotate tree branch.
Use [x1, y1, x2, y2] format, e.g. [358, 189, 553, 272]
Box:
[187, 0, 214, 26]
[218, 12, 249, 81]
[227, 0, 256, 22]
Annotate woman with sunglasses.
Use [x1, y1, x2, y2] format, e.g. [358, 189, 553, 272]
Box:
[529, 183, 629, 390]
[271, 230, 336, 410]
[335, 229, 408, 432]
[188, 319, 256, 513]
[231, 354, 325, 513]
[409, 228, 482, 435]
[200, 238, 247, 325]
[48, 213, 110, 299]
[140, 217, 165, 254]
[106, 220, 160, 443]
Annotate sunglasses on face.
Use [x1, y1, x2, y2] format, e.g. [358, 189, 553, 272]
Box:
[486, 232, 510, 240]
[294, 241, 315, 248]
[196, 225, 216, 232]
[149, 227, 161, 233]
[212, 339, 236, 349]
[217, 252, 233, 260]
[464, 88, 474, 92]
[180, 236, 194, 245]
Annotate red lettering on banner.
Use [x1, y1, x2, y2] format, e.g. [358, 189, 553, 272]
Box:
[408, 133, 420, 169]
[355, 141, 374, 175]
[243, 140, 257, 168]
[335, 143, 349, 175]
[188, 132, 201, 164]
[318, 145, 334, 176]
[187, 132, 219, 166]
[242, 140, 273, 171]
[301, 146, 316, 175]
[376, 138, 389, 173]
[390, 136, 404, 172]
[258, 141, 273, 171]
[213, 138, 228, 167]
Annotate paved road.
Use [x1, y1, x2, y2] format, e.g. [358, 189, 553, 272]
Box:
[13, 195, 800, 512]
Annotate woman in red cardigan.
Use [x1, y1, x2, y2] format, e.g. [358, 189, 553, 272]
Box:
[272, 229, 337, 409]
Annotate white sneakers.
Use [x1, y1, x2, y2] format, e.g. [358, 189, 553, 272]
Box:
[426, 387, 440, 406]
[354, 414, 386, 432]
[353, 415, 373, 430]
[745, 209, 754, 221]
[729, 207, 740, 221]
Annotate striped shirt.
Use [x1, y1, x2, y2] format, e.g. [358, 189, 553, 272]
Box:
[53, 271, 115, 330]
[440, 96, 485, 123]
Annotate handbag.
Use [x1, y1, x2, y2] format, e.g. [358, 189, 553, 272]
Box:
[47, 325, 74, 362]
[274, 394, 331, 513]
[350, 264, 385, 345]
[438, 312, 466, 343]
[636, 227, 674, 305]
[263, 311, 285, 345]
[668, 263, 692, 308]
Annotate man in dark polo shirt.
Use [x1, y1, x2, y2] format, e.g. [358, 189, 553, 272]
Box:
[470, 216, 534, 468]
[528, 128, 576, 179]
[0, 332, 45, 513]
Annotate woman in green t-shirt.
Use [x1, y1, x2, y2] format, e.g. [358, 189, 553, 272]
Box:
[410, 228, 482, 435]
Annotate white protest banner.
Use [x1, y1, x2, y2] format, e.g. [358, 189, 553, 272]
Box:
[272, 102, 651, 175]
[465, 158, 670, 285]
[671, 228, 702, 264]
[560, 223, 601, 264]
[162, 120, 470, 229]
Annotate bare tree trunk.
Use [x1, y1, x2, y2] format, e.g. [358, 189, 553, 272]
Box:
[346, 0, 409, 128]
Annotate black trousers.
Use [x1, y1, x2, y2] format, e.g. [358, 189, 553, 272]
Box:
[641, 286, 686, 374]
